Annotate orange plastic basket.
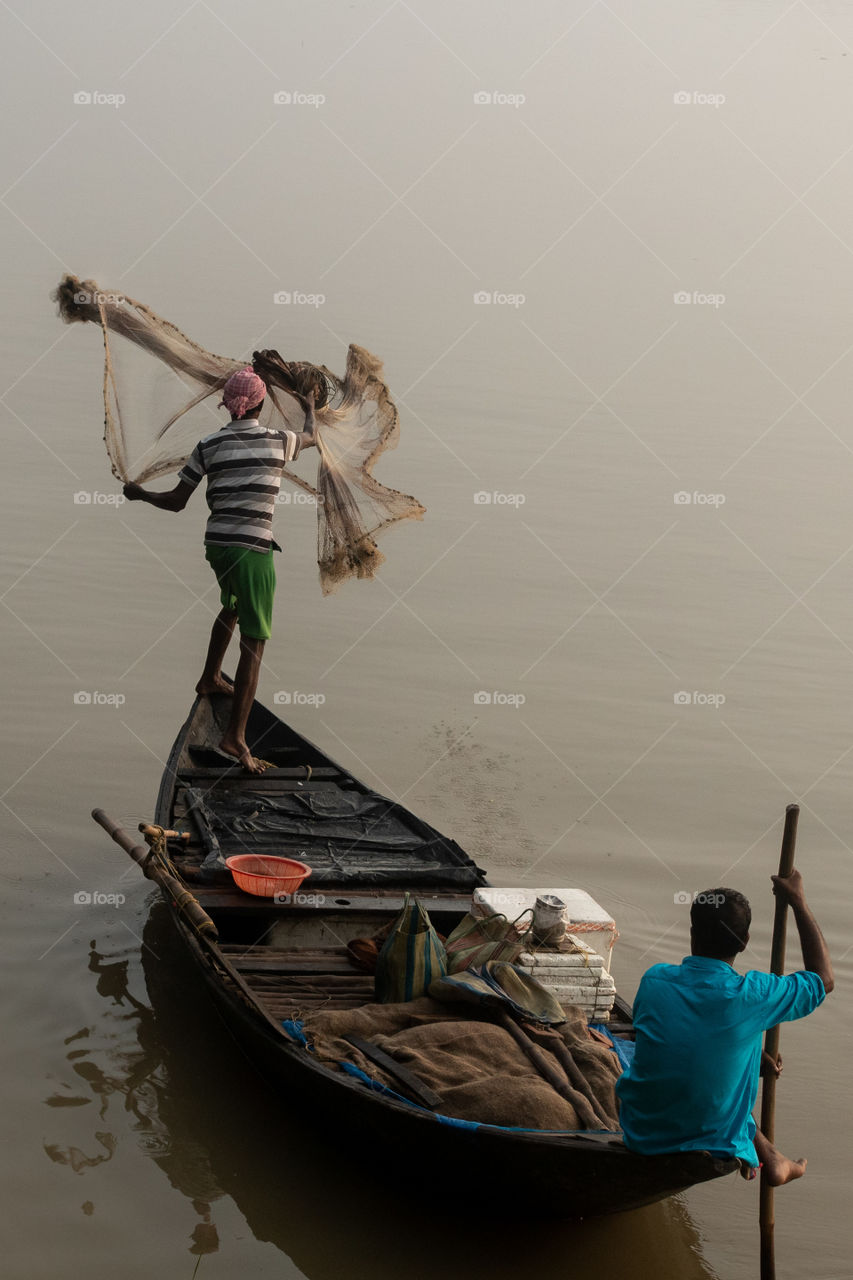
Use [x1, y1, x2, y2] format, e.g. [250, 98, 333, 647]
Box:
[225, 854, 312, 898]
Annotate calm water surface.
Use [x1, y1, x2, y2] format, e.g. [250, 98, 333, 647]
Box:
[3, 3, 853, 1277]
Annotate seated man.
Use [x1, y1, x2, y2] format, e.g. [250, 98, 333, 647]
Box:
[616, 870, 833, 1185]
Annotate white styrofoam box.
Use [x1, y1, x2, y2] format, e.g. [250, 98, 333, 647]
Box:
[513, 931, 617, 1019]
[546, 980, 615, 997]
[523, 972, 611, 987]
[518, 955, 604, 973]
[474, 888, 618, 970]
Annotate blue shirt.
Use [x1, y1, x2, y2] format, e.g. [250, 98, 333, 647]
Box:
[615, 956, 825, 1165]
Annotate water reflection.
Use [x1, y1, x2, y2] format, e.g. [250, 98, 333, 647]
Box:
[43, 932, 219, 1258]
[87, 941, 148, 1014]
[44, 905, 721, 1279]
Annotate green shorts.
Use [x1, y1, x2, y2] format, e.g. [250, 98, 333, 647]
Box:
[205, 545, 276, 640]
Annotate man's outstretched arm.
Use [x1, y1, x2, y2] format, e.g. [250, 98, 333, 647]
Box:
[290, 385, 318, 452]
[771, 868, 834, 994]
[123, 479, 195, 511]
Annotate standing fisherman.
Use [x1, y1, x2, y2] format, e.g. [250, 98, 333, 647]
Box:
[123, 367, 317, 772]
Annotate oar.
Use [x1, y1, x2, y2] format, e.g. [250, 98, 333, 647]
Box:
[759, 802, 799, 1280]
[495, 1012, 605, 1130]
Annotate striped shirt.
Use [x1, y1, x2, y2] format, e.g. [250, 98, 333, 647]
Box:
[179, 419, 300, 552]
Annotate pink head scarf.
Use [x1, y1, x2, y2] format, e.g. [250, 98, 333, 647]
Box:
[219, 367, 267, 419]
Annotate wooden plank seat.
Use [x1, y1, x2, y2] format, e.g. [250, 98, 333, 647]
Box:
[220, 945, 360, 974]
[219, 945, 376, 1011]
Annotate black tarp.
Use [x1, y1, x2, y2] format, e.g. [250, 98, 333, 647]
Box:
[181, 785, 487, 889]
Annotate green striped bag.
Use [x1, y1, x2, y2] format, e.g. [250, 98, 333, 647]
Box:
[374, 894, 447, 1003]
[443, 908, 531, 973]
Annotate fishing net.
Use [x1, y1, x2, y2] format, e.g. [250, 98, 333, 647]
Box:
[52, 275, 425, 594]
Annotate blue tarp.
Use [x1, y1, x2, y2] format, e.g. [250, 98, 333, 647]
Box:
[590, 1022, 636, 1071]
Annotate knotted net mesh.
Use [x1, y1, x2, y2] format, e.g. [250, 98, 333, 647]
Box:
[53, 275, 425, 594]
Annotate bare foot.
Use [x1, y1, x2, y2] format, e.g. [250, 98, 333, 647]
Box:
[763, 1153, 807, 1187]
[218, 736, 268, 774]
[196, 676, 235, 696]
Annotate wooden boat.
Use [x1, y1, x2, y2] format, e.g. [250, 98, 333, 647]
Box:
[92, 692, 738, 1217]
[127, 905, 722, 1278]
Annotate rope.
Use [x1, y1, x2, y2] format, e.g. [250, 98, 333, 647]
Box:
[140, 824, 181, 879]
[140, 823, 217, 938]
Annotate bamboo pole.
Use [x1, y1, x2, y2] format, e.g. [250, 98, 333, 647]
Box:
[759, 803, 799, 1280]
